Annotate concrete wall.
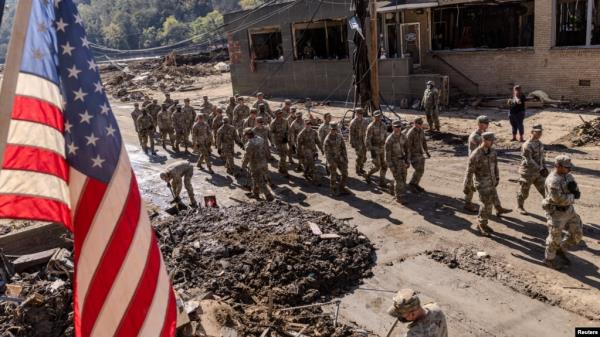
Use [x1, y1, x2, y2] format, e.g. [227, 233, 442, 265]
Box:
[224, 1, 441, 104]
[419, 0, 600, 102]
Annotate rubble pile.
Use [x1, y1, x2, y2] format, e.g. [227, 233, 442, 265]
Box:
[558, 117, 600, 146]
[155, 201, 375, 336]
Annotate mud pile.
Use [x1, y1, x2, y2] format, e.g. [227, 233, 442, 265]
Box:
[558, 117, 600, 146]
[155, 200, 375, 336]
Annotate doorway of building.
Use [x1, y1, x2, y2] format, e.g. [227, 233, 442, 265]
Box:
[400, 23, 420, 67]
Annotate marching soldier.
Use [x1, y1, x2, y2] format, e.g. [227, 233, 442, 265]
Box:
[163, 93, 174, 108]
[288, 111, 305, 171]
[211, 107, 225, 147]
[365, 110, 388, 187]
[253, 92, 272, 117]
[242, 128, 274, 201]
[136, 109, 156, 155]
[157, 104, 175, 150]
[421, 80, 440, 132]
[270, 109, 291, 176]
[192, 114, 213, 173]
[349, 108, 368, 176]
[318, 113, 332, 175]
[160, 161, 198, 208]
[217, 117, 243, 175]
[517, 124, 547, 215]
[464, 132, 502, 236]
[148, 99, 161, 133]
[172, 106, 189, 153]
[282, 99, 292, 119]
[464, 116, 490, 211]
[287, 107, 298, 126]
[297, 119, 323, 184]
[324, 122, 349, 196]
[225, 96, 237, 120]
[183, 98, 196, 145]
[252, 117, 272, 161]
[131, 103, 143, 146]
[387, 289, 448, 337]
[386, 120, 410, 204]
[200, 95, 213, 115]
[542, 155, 583, 270]
[257, 103, 272, 125]
[141, 97, 152, 111]
[233, 96, 250, 137]
[243, 108, 258, 136]
[406, 118, 430, 193]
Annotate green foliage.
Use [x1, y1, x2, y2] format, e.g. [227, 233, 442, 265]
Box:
[191, 10, 224, 43]
[239, 0, 266, 10]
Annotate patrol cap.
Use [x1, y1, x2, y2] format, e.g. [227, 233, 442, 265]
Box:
[476, 115, 490, 124]
[250, 108, 258, 114]
[482, 132, 495, 141]
[324, 112, 331, 118]
[203, 95, 208, 99]
[392, 120, 402, 128]
[387, 289, 421, 317]
[257, 92, 264, 97]
[243, 127, 254, 136]
[427, 80, 434, 86]
[355, 108, 364, 115]
[373, 110, 383, 117]
[329, 122, 338, 129]
[555, 155, 573, 168]
[532, 124, 543, 132]
[414, 117, 424, 125]
[275, 108, 283, 114]
[256, 117, 264, 123]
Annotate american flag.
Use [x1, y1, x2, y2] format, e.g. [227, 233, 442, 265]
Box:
[0, 1, 176, 336]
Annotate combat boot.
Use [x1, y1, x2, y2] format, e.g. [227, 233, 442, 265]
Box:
[544, 258, 562, 270]
[464, 202, 478, 212]
[517, 206, 528, 215]
[496, 206, 512, 217]
[477, 222, 493, 236]
[395, 196, 407, 205]
[556, 250, 571, 265]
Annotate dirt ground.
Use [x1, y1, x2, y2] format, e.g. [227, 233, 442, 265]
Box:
[108, 72, 600, 337]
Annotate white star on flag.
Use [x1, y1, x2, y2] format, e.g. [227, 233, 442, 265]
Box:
[85, 133, 99, 146]
[87, 59, 98, 71]
[99, 103, 110, 115]
[67, 142, 79, 155]
[81, 36, 90, 48]
[73, 88, 87, 101]
[91, 155, 105, 168]
[79, 110, 93, 124]
[67, 65, 81, 78]
[74, 14, 83, 25]
[64, 120, 73, 133]
[55, 17, 68, 32]
[93, 81, 103, 93]
[61, 41, 75, 56]
[106, 125, 116, 137]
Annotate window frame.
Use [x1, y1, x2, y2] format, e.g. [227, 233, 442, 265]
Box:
[554, 0, 599, 47]
[291, 18, 349, 61]
[247, 26, 284, 62]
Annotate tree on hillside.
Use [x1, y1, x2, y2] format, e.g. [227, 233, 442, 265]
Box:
[191, 10, 223, 43]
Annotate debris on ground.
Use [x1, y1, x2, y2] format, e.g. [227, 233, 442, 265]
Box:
[557, 116, 600, 146]
[154, 200, 376, 336]
[527, 90, 568, 105]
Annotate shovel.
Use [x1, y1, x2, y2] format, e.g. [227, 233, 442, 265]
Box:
[164, 183, 188, 215]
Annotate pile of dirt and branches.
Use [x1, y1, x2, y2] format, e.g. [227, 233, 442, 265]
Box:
[154, 201, 376, 336]
[557, 117, 600, 146]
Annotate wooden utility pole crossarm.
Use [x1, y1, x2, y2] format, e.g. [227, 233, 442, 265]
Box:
[369, 0, 380, 110]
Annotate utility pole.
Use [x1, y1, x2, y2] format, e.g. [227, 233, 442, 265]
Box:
[369, 0, 380, 110]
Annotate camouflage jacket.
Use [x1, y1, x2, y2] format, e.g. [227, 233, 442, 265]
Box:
[183, 106, 196, 130]
[243, 116, 257, 130]
[323, 132, 347, 164]
[252, 126, 271, 148]
[365, 120, 387, 151]
[318, 123, 331, 147]
[225, 103, 236, 120]
[172, 111, 188, 133]
[465, 146, 499, 190]
[242, 136, 268, 170]
[519, 139, 545, 177]
[468, 130, 483, 155]
[131, 108, 142, 131]
[269, 117, 289, 145]
[157, 110, 173, 130]
[217, 124, 241, 153]
[543, 171, 577, 207]
[406, 303, 448, 337]
[164, 161, 193, 180]
[406, 127, 428, 157]
[385, 133, 409, 168]
[297, 127, 323, 154]
[233, 105, 250, 127]
[192, 121, 212, 149]
[422, 88, 440, 109]
[288, 118, 304, 145]
[349, 117, 368, 149]
[211, 114, 224, 134]
[136, 114, 155, 133]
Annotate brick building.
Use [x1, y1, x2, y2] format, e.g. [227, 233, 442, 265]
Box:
[225, 0, 600, 104]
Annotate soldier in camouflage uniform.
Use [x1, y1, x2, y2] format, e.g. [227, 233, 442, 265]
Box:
[171, 106, 189, 153]
[282, 99, 292, 119]
[349, 108, 368, 175]
[387, 289, 448, 337]
[225, 96, 236, 120]
[183, 98, 196, 146]
[163, 93, 174, 108]
[270, 109, 291, 176]
[318, 113, 332, 176]
[192, 114, 213, 173]
[157, 104, 175, 150]
[200, 95, 213, 115]
[324, 123, 349, 196]
[211, 107, 225, 150]
[233, 96, 250, 138]
[217, 117, 243, 175]
[136, 109, 156, 155]
[253, 92, 272, 117]
[517, 124, 547, 215]
[160, 161, 198, 208]
[257, 103, 272, 125]
[542, 155, 583, 270]
[252, 117, 272, 161]
[131, 103, 143, 146]
[288, 111, 305, 171]
[242, 128, 274, 201]
[141, 97, 152, 111]
[365, 110, 388, 187]
[149, 99, 161, 133]
[464, 132, 502, 236]
[464, 115, 490, 211]
[406, 118, 430, 192]
[386, 120, 410, 204]
[421, 81, 440, 132]
[243, 109, 258, 138]
[297, 119, 324, 184]
[287, 107, 298, 126]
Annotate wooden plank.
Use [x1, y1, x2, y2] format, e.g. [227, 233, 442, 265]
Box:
[12, 248, 58, 272]
[0, 223, 70, 255]
[320, 233, 341, 239]
[307, 222, 322, 235]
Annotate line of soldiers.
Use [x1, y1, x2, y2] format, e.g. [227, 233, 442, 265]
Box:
[148, 92, 583, 271]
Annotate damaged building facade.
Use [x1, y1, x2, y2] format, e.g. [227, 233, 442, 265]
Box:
[225, 0, 600, 104]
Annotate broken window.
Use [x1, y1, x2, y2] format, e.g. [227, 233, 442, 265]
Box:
[379, 11, 402, 58]
[432, 1, 535, 50]
[248, 27, 283, 61]
[556, 0, 600, 46]
[293, 19, 349, 60]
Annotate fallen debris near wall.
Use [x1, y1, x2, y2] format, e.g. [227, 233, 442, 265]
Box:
[557, 116, 600, 146]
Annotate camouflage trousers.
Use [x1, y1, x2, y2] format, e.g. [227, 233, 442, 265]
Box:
[367, 149, 387, 181]
[300, 149, 318, 183]
[354, 145, 367, 173]
[409, 156, 425, 186]
[171, 166, 196, 205]
[328, 160, 348, 194]
[517, 174, 546, 208]
[544, 205, 583, 260]
[389, 163, 408, 199]
[425, 107, 440, 131]
[159, 128, 175, 147]
[251, 166, 273, 199]
[174, 130, 188, 150]
[196, 145, 212, 169]
[466, 176, 504, 209]
[477, 187, 499, 225]
[139, 130, 155, 153]
[221, 147, 235, 173]
[274, 143, 289, 173]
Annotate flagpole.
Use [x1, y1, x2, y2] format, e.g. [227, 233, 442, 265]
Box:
[0, 0, 33, 169]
